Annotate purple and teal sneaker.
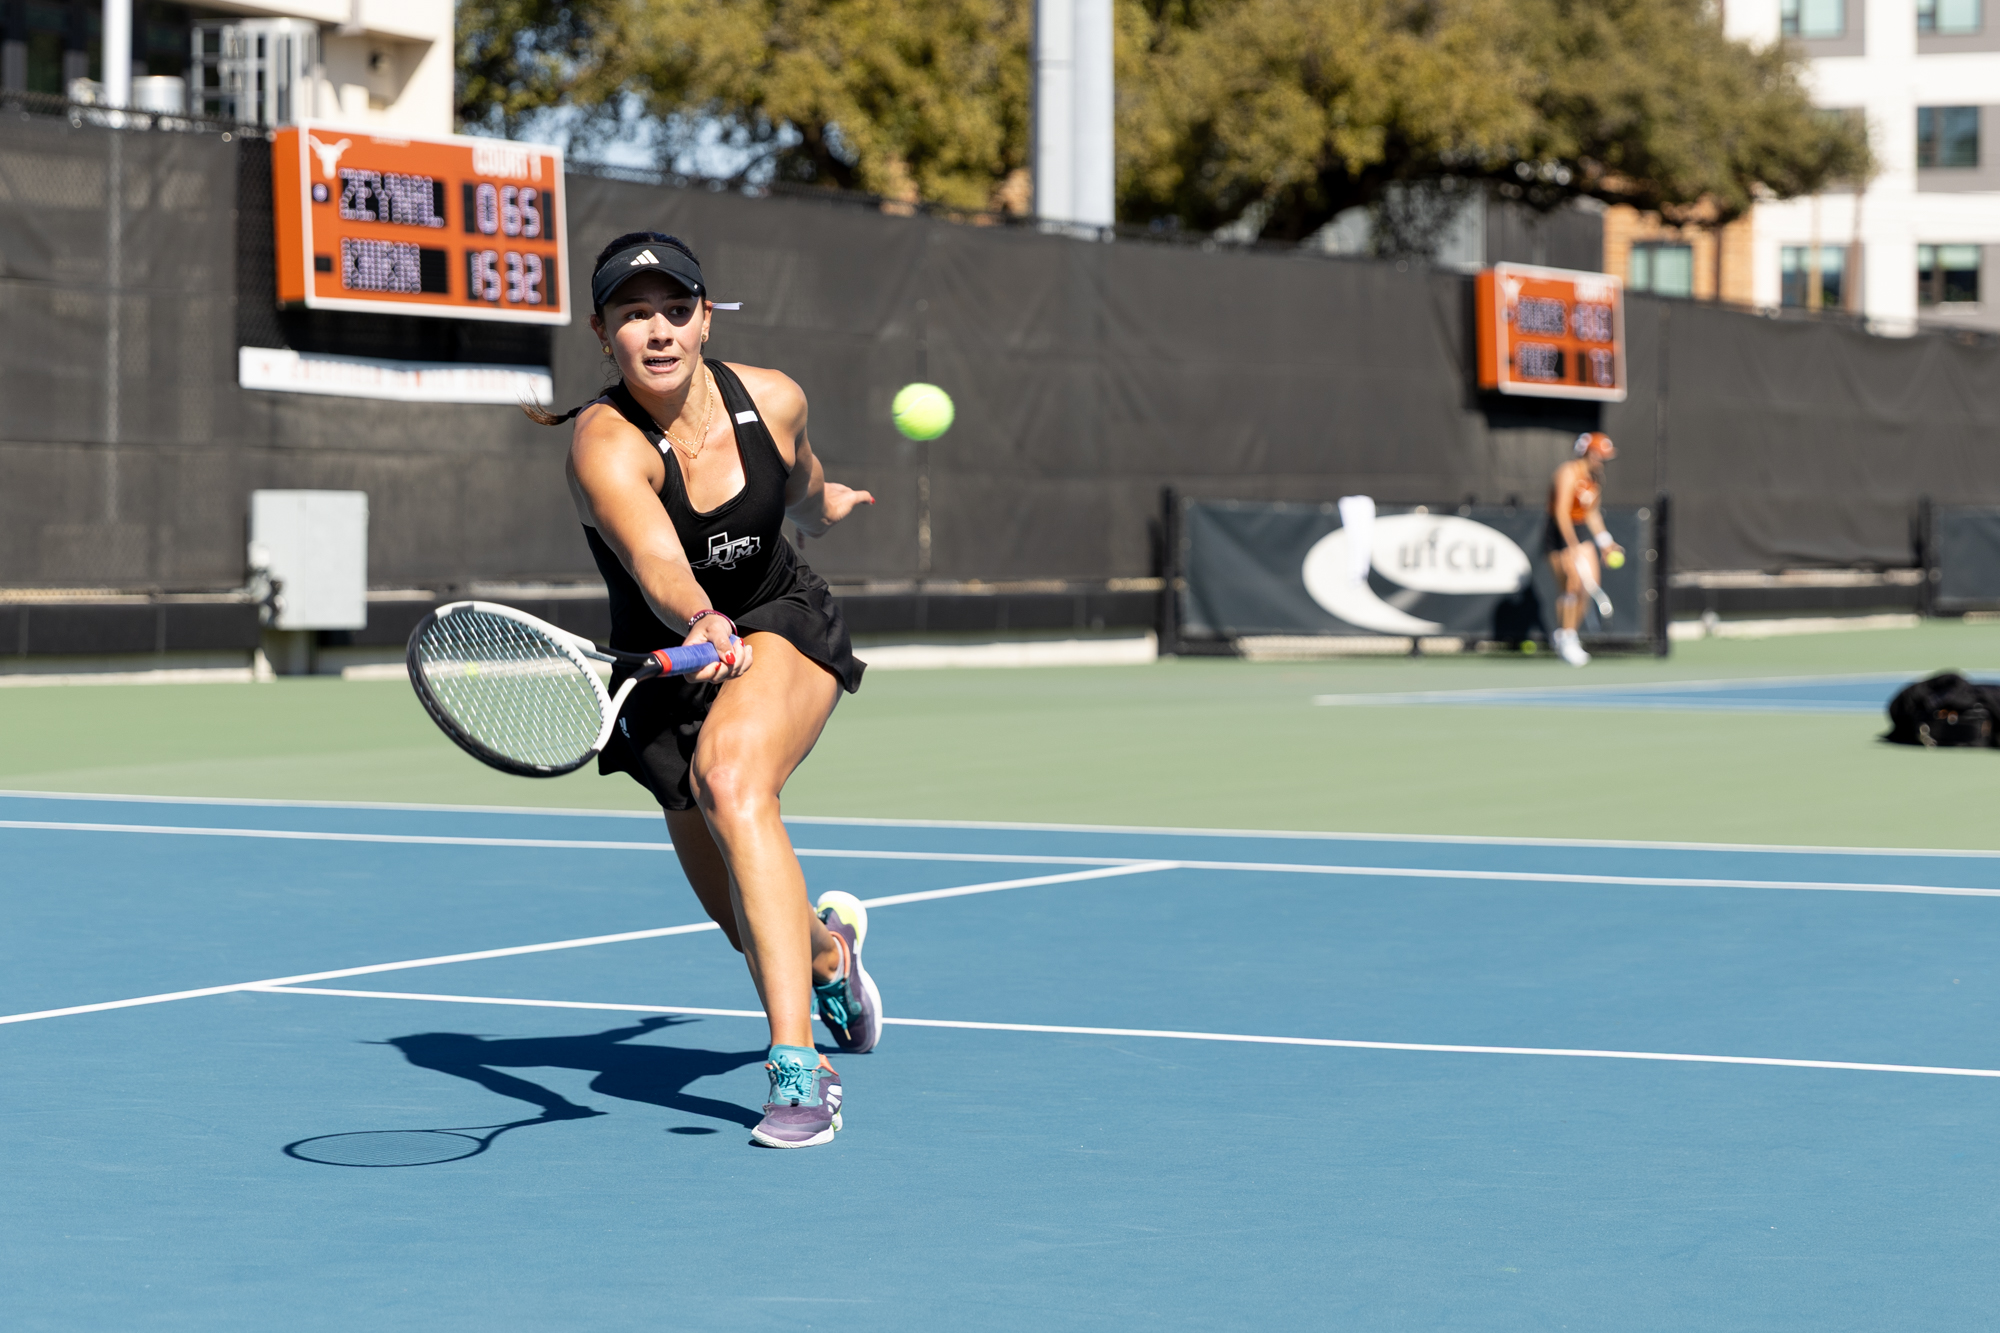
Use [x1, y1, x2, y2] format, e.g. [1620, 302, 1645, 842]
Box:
[750, 1044, 842, 1149]
[813, 890, 883, 1054]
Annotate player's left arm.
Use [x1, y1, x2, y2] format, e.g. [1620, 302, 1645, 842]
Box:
[738, 364, 875, 537]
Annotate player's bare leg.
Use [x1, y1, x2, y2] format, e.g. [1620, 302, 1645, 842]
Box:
[1549, 549, 1592, 666]
[686, 631, 843, 1051]
[665, 808, 841, 983]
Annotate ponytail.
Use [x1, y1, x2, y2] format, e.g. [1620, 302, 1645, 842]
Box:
[523, 401, 590, 427]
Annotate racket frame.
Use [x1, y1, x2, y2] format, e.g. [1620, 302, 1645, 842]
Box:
[1579, 570, 1615, 618]
[406, 600, 716, 778]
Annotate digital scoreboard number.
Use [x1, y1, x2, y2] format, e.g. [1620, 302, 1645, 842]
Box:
[272, 123, 571, 325]
[1475, 263, 1625, 401]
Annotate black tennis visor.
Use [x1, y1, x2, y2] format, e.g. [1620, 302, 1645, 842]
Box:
[591, 242, 706, 310]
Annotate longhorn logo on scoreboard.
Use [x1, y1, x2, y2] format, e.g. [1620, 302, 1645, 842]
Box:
[271, 122, 571, 326]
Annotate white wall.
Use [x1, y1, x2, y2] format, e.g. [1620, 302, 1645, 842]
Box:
[1727, 0, 2000, 331]
[198, 0, 453, 137]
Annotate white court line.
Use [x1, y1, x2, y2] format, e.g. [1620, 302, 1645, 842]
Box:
[1309, 670, 1923, 710]
[1166, 859, 2000, 899]
[247, 984, 2000, 1081]
[3, 820, 1992, 898]
[780, 815, 2000, 860]
[0, 820, 1136, 868]
[256, 984, 764, 1016]
[258, 986, 766, 1020]
[859, 861, 1176, 906]
[0, 864, 1173, 1029]
[0, 922, 722, 1027]
[5, 789, 1998, 858]
[0, 820, 680, 852]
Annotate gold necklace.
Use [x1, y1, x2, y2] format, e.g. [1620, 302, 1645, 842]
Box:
[661, 364, 716, 461]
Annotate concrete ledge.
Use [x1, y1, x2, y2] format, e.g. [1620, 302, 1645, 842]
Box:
[1237, 636, 1416, 659]
[859, 635, 1158, 670]
[1668, 613, 1922, 641]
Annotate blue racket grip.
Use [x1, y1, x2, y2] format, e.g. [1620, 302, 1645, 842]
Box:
[649, 641, 723, 677]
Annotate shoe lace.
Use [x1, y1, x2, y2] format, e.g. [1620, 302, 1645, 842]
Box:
[815, 975, 853, 1029]
[814, 932, 854, 1029]
[769, 1056, 819, 1106]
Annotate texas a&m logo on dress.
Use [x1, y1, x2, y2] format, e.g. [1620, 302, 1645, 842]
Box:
[692, 532, 761, 571]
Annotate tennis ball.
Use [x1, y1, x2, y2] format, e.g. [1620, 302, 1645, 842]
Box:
[1605, 549, 1626, 569]
[1521, 641, 1538, 655]
[892, 382, 955, 440]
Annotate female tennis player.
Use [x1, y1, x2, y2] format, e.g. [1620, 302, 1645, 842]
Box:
[1546, 432, 1623, 667]
[529, 232, 877, 1149]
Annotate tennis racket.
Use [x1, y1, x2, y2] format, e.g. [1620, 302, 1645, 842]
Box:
[1579, 568, 1614, 618]
[406, 600, 725, 777]
[285, 1114, 565, 1167]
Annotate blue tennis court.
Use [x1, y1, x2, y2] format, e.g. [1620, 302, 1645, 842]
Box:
[1315, 671, 1996, 714]
[7, 790, 2000, 1329]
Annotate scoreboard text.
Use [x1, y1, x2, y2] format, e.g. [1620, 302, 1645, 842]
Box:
[272, 124, 571, 325]
[1474, 263, 1625, 401]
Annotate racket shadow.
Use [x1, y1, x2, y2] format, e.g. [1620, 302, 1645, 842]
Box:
[285, 1016, 767, 1167]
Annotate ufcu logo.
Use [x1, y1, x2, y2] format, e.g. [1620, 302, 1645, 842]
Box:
[1393, 529, 1500, 574]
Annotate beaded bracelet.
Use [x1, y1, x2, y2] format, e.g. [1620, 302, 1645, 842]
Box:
[687, 609, 737, 637]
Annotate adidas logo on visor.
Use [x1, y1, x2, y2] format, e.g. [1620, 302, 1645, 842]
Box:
[630, 249, 659, 266]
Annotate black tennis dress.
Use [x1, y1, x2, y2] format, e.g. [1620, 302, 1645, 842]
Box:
[583, 360, 864, 810]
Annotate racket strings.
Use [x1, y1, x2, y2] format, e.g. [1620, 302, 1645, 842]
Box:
[414, 610, 605, 769]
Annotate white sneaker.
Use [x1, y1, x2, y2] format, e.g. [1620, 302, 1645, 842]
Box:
[1553, 629, 1590, 667]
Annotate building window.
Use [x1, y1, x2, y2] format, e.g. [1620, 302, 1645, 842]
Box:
[1918, 0, 1983, 32]
[1918, 107, 1981, 168]
[1628, 242, 1695, 297]
[1781, 246, 1847, 309]
[1919, 245, 1982, 304]
[1782, 0, 1846, 37]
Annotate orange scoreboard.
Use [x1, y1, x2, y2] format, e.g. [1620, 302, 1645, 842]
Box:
[272, 123, 571, 325]
[1474, 263, 1625, 401]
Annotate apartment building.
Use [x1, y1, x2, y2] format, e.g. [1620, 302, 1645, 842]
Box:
[0, 0, 452, 136]
[1609, 0, 2000, 332]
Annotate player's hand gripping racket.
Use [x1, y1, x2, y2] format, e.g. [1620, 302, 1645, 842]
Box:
[406, 600, 726, 777]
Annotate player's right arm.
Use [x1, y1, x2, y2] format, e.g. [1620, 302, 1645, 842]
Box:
[566, 403, 745, 679]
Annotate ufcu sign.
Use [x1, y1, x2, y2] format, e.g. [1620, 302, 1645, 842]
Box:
[1175, 497, 1652, 644]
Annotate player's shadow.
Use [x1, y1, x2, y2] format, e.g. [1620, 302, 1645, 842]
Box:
[379, 1016, 767, 1130]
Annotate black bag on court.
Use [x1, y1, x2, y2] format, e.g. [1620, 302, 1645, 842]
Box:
[1885, 672, 2000, 748]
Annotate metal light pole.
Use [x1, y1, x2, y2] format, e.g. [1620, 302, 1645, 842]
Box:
[1032, 0, 1114, 227]
[101, 0, 131, 106]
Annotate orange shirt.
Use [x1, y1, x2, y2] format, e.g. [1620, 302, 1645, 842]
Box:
[1550, 461, 1601, 525]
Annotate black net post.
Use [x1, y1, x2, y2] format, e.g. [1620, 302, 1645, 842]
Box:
[1158, 487, 1182, 656]
[1651, 492, 1672, 657]
[1917, 495, 1937, 618]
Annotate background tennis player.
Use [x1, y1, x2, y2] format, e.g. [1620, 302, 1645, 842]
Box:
[530, 232, 878, 1149]
[1546, 432, 1623, 668]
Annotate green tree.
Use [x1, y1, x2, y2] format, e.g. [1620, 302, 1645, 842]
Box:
[458, 0, 620, 139]
[1117, 0, 1873, 242]
[460, 0, 1031, 212]
[456, 0, 1869, 239]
